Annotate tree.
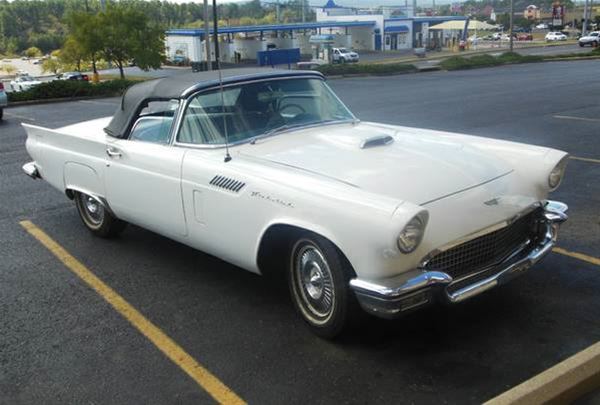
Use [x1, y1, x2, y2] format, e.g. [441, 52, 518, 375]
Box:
[66, 11, 104, 74]
[41, 57, 61, 74]
[59, 38, 85, 71]
[24, 46, 42, 58]
[98, 6, 165, 79]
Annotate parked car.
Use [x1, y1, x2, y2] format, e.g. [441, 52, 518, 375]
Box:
[10, 75, 42, 92]
[21, 69, 569, 338]
[545, 32, 567, 41]
[331, 47, 359, 63]
[516, 33, 533, 41]
[578, 31, 600, 47]
[536, 23, 549, 29]
[0, 81, 7, 120]
[58, 71, 89, 81]
[492, 33, 511, 41]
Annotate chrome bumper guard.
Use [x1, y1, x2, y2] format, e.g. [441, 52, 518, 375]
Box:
[350, 200, 568, 319]
[22, 162, 40, 179]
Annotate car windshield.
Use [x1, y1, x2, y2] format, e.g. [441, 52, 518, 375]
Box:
[20, 77, 33, 81]
[178, 78, 355, 145]
[338, 48, 349, 53]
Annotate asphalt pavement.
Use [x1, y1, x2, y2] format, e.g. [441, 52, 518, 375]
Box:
[1, 60, 599, 404]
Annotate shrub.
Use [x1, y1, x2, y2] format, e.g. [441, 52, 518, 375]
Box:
[316, 62, 417, 76]
[7, 79, 139, 102]
[439, 56, 472, 70]
[440, 52, 544, 70]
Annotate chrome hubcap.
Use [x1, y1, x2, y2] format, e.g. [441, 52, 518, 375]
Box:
[80, 194, 104, 225]
[295, 244, 334, 319]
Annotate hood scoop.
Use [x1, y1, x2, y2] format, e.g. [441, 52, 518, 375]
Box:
[360, 134, 394, 149]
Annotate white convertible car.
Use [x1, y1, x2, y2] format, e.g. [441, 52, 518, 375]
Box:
[23, 68, 569, 338]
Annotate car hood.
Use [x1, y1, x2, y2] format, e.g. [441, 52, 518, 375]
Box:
[239, 122, 513, 205]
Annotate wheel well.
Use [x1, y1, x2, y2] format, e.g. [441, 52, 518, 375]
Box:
[256, 224, 356, 279]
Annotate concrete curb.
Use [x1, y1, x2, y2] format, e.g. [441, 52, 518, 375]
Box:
[484, 341, 600, 405]
[6, 95, 119, 108]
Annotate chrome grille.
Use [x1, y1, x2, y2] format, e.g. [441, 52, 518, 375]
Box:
[423, 208, 541, 281]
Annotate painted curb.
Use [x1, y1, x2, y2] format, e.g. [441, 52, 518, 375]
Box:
[484, 341, 600, 405]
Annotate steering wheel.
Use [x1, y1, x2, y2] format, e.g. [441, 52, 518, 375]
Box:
[278, 103, 306, 117]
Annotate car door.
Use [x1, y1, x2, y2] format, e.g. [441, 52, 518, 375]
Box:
[104, 100, 188, 238]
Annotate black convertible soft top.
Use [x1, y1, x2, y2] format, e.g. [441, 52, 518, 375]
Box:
[104, 68, 324, 139]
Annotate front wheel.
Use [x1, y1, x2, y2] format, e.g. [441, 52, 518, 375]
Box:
[0, 108, 3, 120]
[579, 42, 585, 47]
[288, 233, 359, 338]
[74, 191, 127, 238]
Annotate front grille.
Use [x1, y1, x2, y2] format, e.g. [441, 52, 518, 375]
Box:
[423, 208, 541, 281]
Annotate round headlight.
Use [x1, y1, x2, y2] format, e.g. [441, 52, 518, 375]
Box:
[548, 157, 568, 191]
[397, 212, 428, 254]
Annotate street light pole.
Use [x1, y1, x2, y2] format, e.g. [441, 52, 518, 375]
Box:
[583, 0, 590, 36]
[204, 0, 211, 70]
[509, 0, 514, 52]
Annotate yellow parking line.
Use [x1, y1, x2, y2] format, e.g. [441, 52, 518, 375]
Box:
[570, 156, 600, 164]
[553, 247, 600, 266]
[20, 220, 245, 405]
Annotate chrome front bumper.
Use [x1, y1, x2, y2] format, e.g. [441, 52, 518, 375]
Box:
[350, 200, 568, 319]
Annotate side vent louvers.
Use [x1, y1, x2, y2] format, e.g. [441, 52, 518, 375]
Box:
[209, 175, 246, 193]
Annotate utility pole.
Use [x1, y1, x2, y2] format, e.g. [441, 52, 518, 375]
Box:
[204, 0, 212, 70]
[509, 0, 514, 52]
[302, 0, 306, 22]
[212, 0, 220, 68]
[276, 0, 281, 24]
[582, 0, 590, 36]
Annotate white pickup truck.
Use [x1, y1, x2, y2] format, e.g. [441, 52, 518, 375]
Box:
[331, 47, 359, 63]
[578, 31, 599, 47]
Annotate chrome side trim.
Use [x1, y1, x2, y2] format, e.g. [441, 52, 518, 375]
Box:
[65, 187, 116, 217]
[350, 200, 568, 318]
[22, 162, 40, 179]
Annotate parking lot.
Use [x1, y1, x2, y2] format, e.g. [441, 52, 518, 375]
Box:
[1, 60, 599, 403]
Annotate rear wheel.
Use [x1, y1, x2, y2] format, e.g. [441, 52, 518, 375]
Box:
[288, 233, 359, 338]
[0, 108, 3, 121]
[74, 191, 127, 238]
[594, 41, 599, 47]
[579, 42, 585, 47]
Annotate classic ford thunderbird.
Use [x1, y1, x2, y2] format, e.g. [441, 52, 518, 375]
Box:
[23, 68, 569, 338]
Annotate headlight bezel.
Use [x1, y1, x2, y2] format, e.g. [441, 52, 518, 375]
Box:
[548, 156, 569, 191]
[397, 211, 428, 254]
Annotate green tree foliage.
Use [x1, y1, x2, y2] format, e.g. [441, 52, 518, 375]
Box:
[25, 46, 42, 58]
[97, 5, 165, 79]
[0, 0, 313, 56]
[67, 11, 104, 73]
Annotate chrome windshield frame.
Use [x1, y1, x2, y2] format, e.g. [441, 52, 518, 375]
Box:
[170, 75, 357, 150]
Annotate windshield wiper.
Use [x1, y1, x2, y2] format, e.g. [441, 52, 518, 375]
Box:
[249, 119, 356, 144]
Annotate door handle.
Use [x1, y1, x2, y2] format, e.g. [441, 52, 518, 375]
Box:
[106, 147, 122, 158]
